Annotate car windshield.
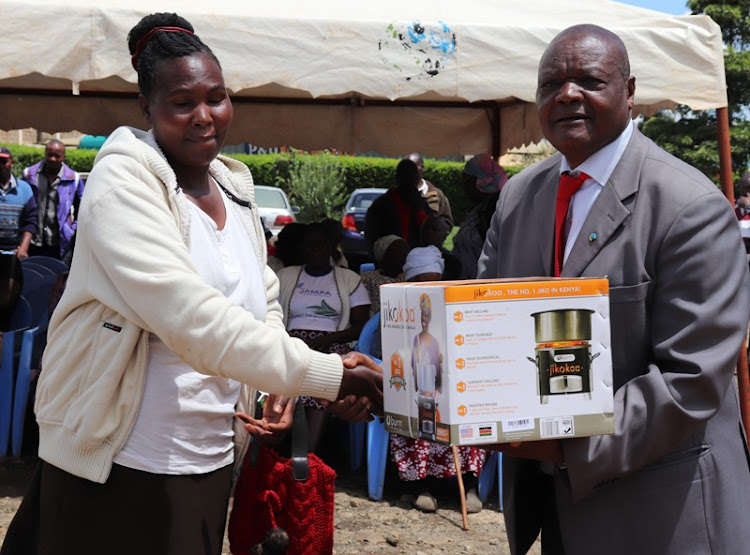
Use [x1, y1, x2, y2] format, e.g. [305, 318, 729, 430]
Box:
[351, 191, 384, 210]
[255, 188, 287, 209]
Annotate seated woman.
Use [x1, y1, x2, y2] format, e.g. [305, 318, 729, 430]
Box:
[419, 215, 461, 280]
[361, 234, 409, 317]
[390, 246, 486, 513]
[266, 221, 306, 274]
[278, 222, 371, 450]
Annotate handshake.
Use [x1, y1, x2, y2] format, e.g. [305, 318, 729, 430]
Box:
[237, 351, 384, 442]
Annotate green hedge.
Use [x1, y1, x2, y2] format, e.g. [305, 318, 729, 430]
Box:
[1, 144, 98, 176]
[228, 152, 524, 223]
[1, 144, 525, 223]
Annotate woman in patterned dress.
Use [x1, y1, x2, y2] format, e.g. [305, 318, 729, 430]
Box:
[389, 246, 486, 513]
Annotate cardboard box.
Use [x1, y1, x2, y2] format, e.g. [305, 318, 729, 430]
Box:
[380, 278, 614, 446]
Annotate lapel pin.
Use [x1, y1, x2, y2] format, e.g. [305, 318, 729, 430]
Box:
[588, 232, 598, 242]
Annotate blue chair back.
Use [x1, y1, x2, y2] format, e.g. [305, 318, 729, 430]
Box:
[0, 296, 32, 456]
[22, 263, 55, 278]
[357, 312, 380, 357]
[0, 253, 23, 331]
[22, 272, 57, 326]
[9, 272, 57, 457]
[23, 256, 68, 274]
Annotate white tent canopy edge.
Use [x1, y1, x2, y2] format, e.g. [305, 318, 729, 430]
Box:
[0, 0, 726, 156]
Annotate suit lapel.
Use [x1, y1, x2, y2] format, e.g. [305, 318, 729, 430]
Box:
[562, 129, 647, 277]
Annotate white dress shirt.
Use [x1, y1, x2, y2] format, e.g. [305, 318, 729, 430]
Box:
[559, 120, 634, 263]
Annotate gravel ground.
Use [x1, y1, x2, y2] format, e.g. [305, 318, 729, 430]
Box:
[0, 455, 542, 554]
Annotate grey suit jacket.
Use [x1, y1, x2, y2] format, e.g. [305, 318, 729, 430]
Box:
[478, 129, 750, 555]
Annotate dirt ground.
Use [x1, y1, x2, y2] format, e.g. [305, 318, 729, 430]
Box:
[0, 454, 542, 554]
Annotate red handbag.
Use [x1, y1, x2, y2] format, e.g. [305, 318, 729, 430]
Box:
[228, 402, 336, 555]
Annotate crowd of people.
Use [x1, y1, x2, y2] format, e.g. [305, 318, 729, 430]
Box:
[2, 11, 750, 555]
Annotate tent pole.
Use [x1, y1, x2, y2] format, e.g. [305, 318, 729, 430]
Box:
[738, 345, 750, 441]
[491, 103, 500, 159]
[718, 107, 734, 204]
[717, 106, 750, 442]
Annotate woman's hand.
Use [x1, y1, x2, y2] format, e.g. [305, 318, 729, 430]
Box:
[323, 394, 375, 422]
[341, 351, 382, 373]
[236, 394, 295, 445]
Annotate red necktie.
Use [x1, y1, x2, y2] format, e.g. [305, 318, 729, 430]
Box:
[554, 171, 589, 277]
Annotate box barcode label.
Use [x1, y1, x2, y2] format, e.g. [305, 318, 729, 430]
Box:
[540, 416, 575, 438]
[502, 418, 534, 432]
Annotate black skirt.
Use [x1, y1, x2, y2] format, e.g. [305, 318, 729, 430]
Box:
[1, 460, 234, 555]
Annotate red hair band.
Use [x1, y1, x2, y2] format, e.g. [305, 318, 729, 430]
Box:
[131, 26, 194, 70]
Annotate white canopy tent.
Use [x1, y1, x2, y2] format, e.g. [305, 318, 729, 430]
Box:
[0, 0, 726, 157]
[4, 0, 749, 437]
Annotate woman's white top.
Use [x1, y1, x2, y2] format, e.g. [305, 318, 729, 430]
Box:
[114, 187, 267, 474]
[287, 268, 369, 332]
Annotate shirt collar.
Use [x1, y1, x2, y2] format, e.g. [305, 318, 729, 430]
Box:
[0, 175, 17, 198]
[1, 174, 17, 190]
[560, 119, 634, 186]
[418, 179, 429, 195]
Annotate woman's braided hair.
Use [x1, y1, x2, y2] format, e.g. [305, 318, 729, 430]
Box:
[127, 12, 220, 98]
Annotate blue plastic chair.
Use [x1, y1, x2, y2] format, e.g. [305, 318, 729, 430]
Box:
[367, 411, 390, 500]
[353, 315, 391, 499]
[346, 313, 381, 472]
[478, 450, 504, 511]
[347, 417, 366, 472]
[356, 312, 380, 356]
[359, 262, 375, 273]
[10, 272, 58, 456]
[23, 256, 68, 274]
[0, 296, 32, 456]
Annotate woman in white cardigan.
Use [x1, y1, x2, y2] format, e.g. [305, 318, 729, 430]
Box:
[2, 12, 380, 555]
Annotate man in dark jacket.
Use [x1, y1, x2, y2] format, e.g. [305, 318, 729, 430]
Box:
[22, 139, 84, 259]
[365, 159, 434, 255]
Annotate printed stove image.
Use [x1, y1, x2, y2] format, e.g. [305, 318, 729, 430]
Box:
[527, 309, 600, 404]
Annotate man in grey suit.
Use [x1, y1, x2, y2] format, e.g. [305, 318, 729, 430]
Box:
[478, 24, 750, 554]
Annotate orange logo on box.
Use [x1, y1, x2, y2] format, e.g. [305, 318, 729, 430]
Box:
[456, 382, 467, 393]
[454, 311, 463, 322]
[389, 352, 406, 391]
[457, 405, 468, 416]
[455, 358, 465, 369]
[455, 335, 464, 346]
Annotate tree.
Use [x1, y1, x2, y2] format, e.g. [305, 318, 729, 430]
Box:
[285, 151, 348, 223]
[641, 0, 750, 185]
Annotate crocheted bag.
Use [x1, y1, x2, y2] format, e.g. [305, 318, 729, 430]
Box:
[228, 403, 336, 555]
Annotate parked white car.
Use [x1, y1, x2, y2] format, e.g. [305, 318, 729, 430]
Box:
[254, 185, 300, 236]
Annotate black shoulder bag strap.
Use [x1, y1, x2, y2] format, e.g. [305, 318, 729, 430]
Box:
[247, 398, 309, 482]
[216, 181, 254, 210]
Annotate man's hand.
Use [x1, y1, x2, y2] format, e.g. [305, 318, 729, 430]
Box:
[486, 439, 564, 462]
[14, 246, 28, 260]
[337, 361, 384, 416]
[236, 394, 295, 445]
